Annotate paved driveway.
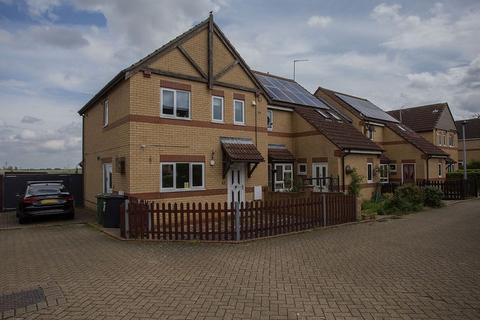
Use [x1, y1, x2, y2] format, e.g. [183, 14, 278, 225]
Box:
[1, 200, 479, 320]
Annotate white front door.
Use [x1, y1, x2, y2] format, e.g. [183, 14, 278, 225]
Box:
[103, 163, 113, 193]
[312, 163, 328, 191]
[228, 164, 245, 204]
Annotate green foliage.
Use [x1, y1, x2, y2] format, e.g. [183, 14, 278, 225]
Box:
[347, 169, 363, 197]
[447, 169, 480, 185]
[423, 186, 444, 208]
[468, 160, 480, 169]
[388, 184, 424, 213]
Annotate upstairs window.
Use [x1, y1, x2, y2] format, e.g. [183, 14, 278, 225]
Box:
[212, 96, 224, 122]
[437, 132, 442, 145]
[442, 134, 446, 146]
[161, 88, 191, 119]
[267, 110, 273, 130]
[103, 99, 109, 127]
[234, 99, 245, 125]
[366, 126, 374, 140]
[449, 134, 454, 147]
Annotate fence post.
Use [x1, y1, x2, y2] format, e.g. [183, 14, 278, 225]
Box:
[124, 198, 129, 239]
[322, 194, 327, 227]
[235, 201, 241, 241]
[147, 203, 152, 239]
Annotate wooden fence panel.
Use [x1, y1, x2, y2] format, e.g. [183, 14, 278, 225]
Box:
[122, 192, 357, 241]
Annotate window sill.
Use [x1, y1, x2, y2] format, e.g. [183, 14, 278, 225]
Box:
[211, 120, 224, 124]
[233, 122, 246, 126]
[160, 115, 192, 121]
[160, 188, 206, 193]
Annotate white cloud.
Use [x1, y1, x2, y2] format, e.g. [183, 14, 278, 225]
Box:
[307, 15, 332, 28]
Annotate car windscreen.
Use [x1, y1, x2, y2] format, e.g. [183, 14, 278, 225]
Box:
[26, 184, 67, 196]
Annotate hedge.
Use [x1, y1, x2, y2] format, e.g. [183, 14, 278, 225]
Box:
[447, 169, 480, 184]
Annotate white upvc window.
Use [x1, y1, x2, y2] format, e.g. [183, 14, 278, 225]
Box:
[103, 99, 109, 127]
[437, 132, 442, 146]
[442, 134, 446, 146]
[161, 88, 191, 119]
[389, 164, 397, 172]
[212, 96, 224, 122]
[366, 127, 374, 140]
[448, 134, 454, 147]
[274, 163, 293, 191]
[297, 163, 307, 175]
[233, 99, 245, 125]
[267, 109, 273, 131]
[379, 164, 389, 183]
[160, 162, 204, 191]
[367, 162, 374, 183]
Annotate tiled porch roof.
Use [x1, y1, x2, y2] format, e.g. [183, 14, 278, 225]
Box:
[268, 144, 295, 162]
[220, 137, 264, 162]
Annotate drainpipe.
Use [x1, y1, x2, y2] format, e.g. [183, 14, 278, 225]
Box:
[426, 155, 430, 181]
[254, 94, 258, 146]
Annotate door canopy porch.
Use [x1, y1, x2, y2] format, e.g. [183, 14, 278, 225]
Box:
[268, 144, 295, 163]
[220, 137, 264, 178]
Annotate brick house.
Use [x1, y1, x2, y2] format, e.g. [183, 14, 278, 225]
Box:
[315, 87, 449, 183]
[79, 14, 271, 209]
[78, 14, 389, 209]
[456, 118, 480, 167]
[388, 103, 458, 172]
[254, 72, 383, 200]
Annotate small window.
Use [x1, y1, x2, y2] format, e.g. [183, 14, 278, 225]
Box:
[116, 157, 126, 175]
[367, 162, 373, 183]
[160, 162, 204, 191]
[438, 163, 442, 177]
[234, 99, 244, 125]
[365, 126, 374, 140]
[212, 96, 224, 122]
[161, 88, 191, 119]
[298, 163, 307, 175]
[379, 164, 389, 183]
[449, 134, 454, 147]
[267, 109, 273, 130]
[328, 111, 341, 121]
[317, 109, 330, 118]
[389, 164, 397, 173]
[103, 99, 109, 127]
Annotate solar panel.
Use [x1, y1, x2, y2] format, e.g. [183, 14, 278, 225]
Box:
[255, 73, 329, 109]
[335, 93, 399, 123]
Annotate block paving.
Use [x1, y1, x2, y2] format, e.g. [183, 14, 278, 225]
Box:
[0, 200, 479, 319]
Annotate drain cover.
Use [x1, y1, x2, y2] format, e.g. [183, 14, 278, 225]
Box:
[0, 288, 45, 312]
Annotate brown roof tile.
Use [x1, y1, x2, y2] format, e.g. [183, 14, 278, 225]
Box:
[268, 145, 295, 162]
[221, 138, 264, 162]
[456, 118, 480, 139]
[388, 103, 449, 132]
[295, 106, 383, 152]
[386, 123, 448, 156]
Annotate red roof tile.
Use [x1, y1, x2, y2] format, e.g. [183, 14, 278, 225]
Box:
[388, 103, 449, 132]
[268, 145, 295, 162]
[295, 106, 383, 152]
[386, 123, 448, 156]
[221, 138, 264, 162]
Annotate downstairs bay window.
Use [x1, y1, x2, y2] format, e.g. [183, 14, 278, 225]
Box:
[161, 162, 204, 191]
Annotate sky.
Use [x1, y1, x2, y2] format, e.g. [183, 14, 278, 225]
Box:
[1, 0, 480, 168]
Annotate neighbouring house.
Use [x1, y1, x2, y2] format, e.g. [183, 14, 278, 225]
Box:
[315, 87, 449, 183]
[254, 71, 383, 200]
[456, 118, 480, 167]
[79, 14, 270, 209]
[388, 103, 458, 172]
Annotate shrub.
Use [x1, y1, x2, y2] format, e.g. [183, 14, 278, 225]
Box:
[348, 169, 363, 197]
[423, 186, 444, 208]
[447, 170, 480, 185]
[389, 184, 424, 214]
[468, 160, 480, 170]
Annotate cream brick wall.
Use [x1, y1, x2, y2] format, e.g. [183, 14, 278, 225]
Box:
[83, 80, 131, 209]
[458, 139, 480, 164]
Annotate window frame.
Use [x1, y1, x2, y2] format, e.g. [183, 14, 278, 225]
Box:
[211, 96, 224, 123]
[328, 111, 341, 121]
[297, 163, 307, 175]
[160, 162, 205, 192]
[367, 162, 374, 183]
[267, 109, 273, 131]
[438, 163, 442, 177]
[103, 99, 109, 127]
[389, 164, 397, 173]
[449, 134, 454, 147]
[233, 99, 245, 125]
[379, 164, 389, 183]
[160, 88, 191, 120]
[273, 163, 293, 191]
[366, 127, 374, 140]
